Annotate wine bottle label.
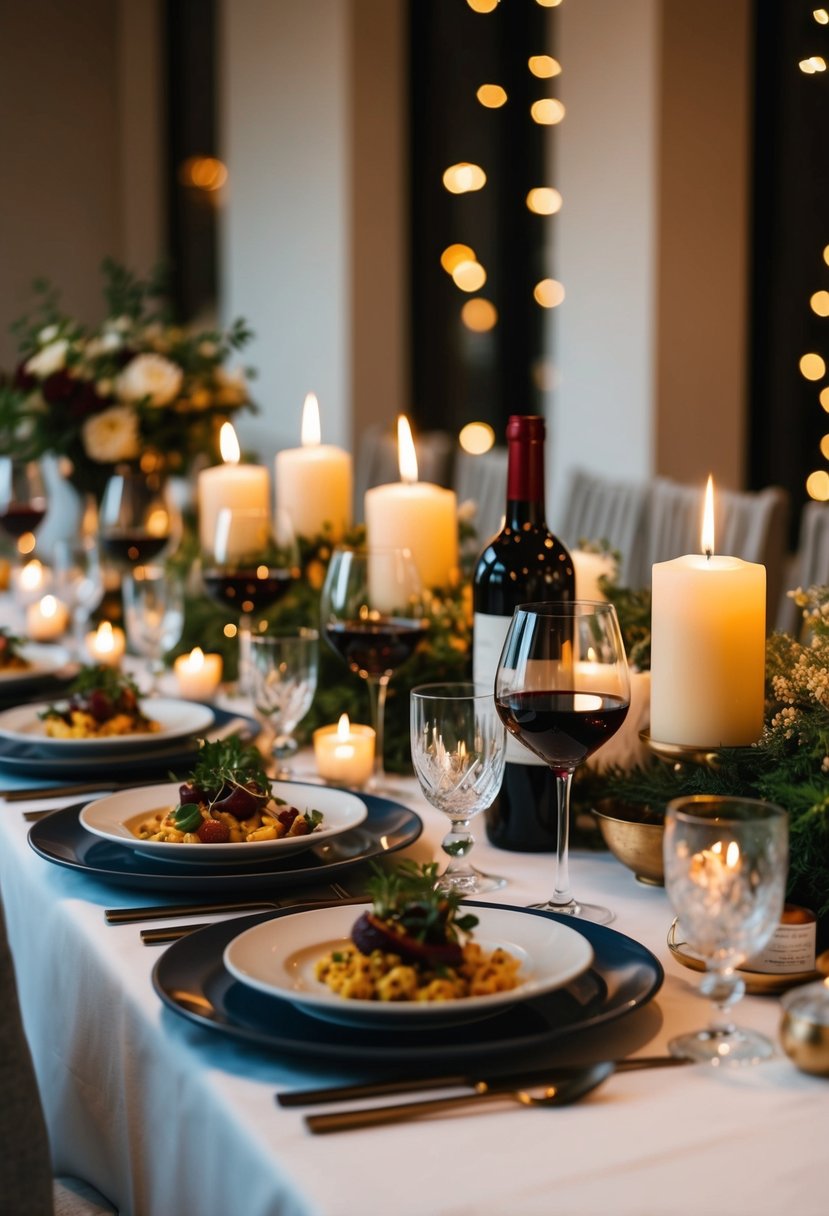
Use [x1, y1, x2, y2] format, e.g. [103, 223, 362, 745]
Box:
[473, 611, 545, 766]
[744, 906, 817, 974]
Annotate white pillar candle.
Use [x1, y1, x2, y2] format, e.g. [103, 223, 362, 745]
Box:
[85, 621, 126, 668]
[572, 549, 616, 601]
[364, 416, 458, 593]
[174, 647, 223, 700]
[275, 393, 353, 542]
[313, 713, 375, 787]
[198, 422, 270, 552]
[26, 594, 68, 641]
[650, 476, 766, 748]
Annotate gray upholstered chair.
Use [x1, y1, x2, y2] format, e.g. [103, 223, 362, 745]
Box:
[644, 477, 790, 624]
[453, 446, 508, 544]
[0, 898, 117, 1216]
[559, 467, 651, 588]
[775, 501, 829, 633]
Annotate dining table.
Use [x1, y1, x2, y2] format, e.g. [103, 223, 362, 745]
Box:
[0, 683, 826, 1214]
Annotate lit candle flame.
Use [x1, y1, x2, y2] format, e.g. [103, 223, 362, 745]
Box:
[94, 621, 115, 654]
[21, 560, 44, 592]
[187, 647, 205, 671]
[397, 415, 418, 484]
[336, 712, 351, 741]
[701, 475, 715, 558]
[219, 421, 241, 464]
[301, 392, 321, 446]
[40, 595, 58, 619]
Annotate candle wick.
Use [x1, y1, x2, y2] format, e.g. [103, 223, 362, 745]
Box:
[704, 547, 712, 561]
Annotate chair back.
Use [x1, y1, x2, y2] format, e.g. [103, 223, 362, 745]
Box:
[559, 467, 651, 588]
[453, 447, 508, 545]
[646, 477, 790, 623]
[776, 501, 829, 632]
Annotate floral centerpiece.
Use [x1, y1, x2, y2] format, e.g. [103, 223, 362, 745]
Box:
[0, 260, 255, 499]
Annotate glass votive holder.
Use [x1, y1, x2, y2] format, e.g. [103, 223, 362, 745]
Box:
[313, 714, 375, 788]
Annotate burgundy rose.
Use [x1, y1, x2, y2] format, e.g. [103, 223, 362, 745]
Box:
[69, 381, 106, 420]
[13, 362, 36, 393]
[42, 370, 76, 403]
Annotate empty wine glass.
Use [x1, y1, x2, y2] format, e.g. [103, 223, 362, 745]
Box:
[122, 565, 185, 692]
[249, 629, 319, 777]
[99, 465, 181, 567]
[52, 537, 104, 659]
[664, 794, 788, 1065]
[495, 600, 631, 924]
[0, 456, 48, 555]
[321, 545, 427, 791]
[410, 682, 507, 894]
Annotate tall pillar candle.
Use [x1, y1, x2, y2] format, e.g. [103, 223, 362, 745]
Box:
[650, 478, 766, 747]
[197, 422, 270, 552]
[363, 416, 458, 593]
[275, 393, 353, 541]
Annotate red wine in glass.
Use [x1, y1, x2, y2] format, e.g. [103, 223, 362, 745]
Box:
[100, 532, 169, 566]
[0, 502, 47, 539]
[325, 617, 429, 677]
[202, 567, 294, 614]
[496, 691, 629, 774]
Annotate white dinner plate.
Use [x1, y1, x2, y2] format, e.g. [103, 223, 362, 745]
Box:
[0, 643, 73, 684]
[79, 780, 368, 863]
[223, 903, 595, 1028]
[0, 697, 214, 755]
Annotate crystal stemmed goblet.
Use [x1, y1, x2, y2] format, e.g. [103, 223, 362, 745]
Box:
[200, 506, 299, 694]
[321, 545, 427, 792]
[0, 456, 48, 555]
[122, 565, 185, 693]
[495, 600, 631, 924]
[249, 629, 319, 778]
[410, 682, 507, 895]
[52, 537, 105, 660]
[663, 794, 788, 1065]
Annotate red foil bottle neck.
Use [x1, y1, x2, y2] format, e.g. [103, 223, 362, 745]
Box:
[506, 415, 546, 504]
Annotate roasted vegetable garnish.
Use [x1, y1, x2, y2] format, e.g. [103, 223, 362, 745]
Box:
[350, 862, 479, 966]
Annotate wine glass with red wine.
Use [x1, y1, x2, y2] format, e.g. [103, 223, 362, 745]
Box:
[495, 600, 631, 924]
[321, 545, 427, 790]
[99, 466, 181, 567]
[201, 505, 299, 691]
[0, 458, 48, 552]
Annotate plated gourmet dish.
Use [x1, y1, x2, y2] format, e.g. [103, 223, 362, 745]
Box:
[128, 737, 325, 846]
[315, 862, 522, 1003]
[0, 628, 31, 672]
[41, 666, 159, 739]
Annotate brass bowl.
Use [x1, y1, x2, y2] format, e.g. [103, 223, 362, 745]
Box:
[780, 981, 829, 1076]
[592, 800, 665, 886]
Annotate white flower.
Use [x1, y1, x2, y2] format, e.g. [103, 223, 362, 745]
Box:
[25, 338, 69, 378]
[84, 331, 123, 359]
[116, 353, 183, 407]
[82, 405, 140, 463]
[38, 324, 59, 344]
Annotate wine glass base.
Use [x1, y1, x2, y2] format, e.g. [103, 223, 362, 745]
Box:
[530, 899, 615, 926]
[438, 868, 507, 896]
[668, 1026, 776, 1066]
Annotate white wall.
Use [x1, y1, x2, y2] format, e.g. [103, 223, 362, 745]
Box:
[548, 0, 659, 523]
[219, 0, 351, 466]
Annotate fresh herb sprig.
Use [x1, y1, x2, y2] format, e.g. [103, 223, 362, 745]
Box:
[365, 860, 479, 942]
[189, 736, 270, 799]
[66, 665, 142, 701]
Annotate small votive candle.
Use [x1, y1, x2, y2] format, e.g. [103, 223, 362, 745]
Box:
[13, 559, 51, 605]
[313, 713, 375, 787]
[174, 647, 223, 700]
[26, 594, 69, 641]
[85, 621, 126, 667]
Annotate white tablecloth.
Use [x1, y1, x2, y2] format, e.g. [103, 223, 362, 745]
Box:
[1, 754, 827, 1216]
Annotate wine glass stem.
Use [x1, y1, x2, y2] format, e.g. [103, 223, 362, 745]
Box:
[237, 613, 253, 695]
[366, 674, 390, 781]
[551, 768, 575, 908]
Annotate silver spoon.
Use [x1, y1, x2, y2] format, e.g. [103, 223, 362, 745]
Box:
[305, 1060, 615, 1134]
